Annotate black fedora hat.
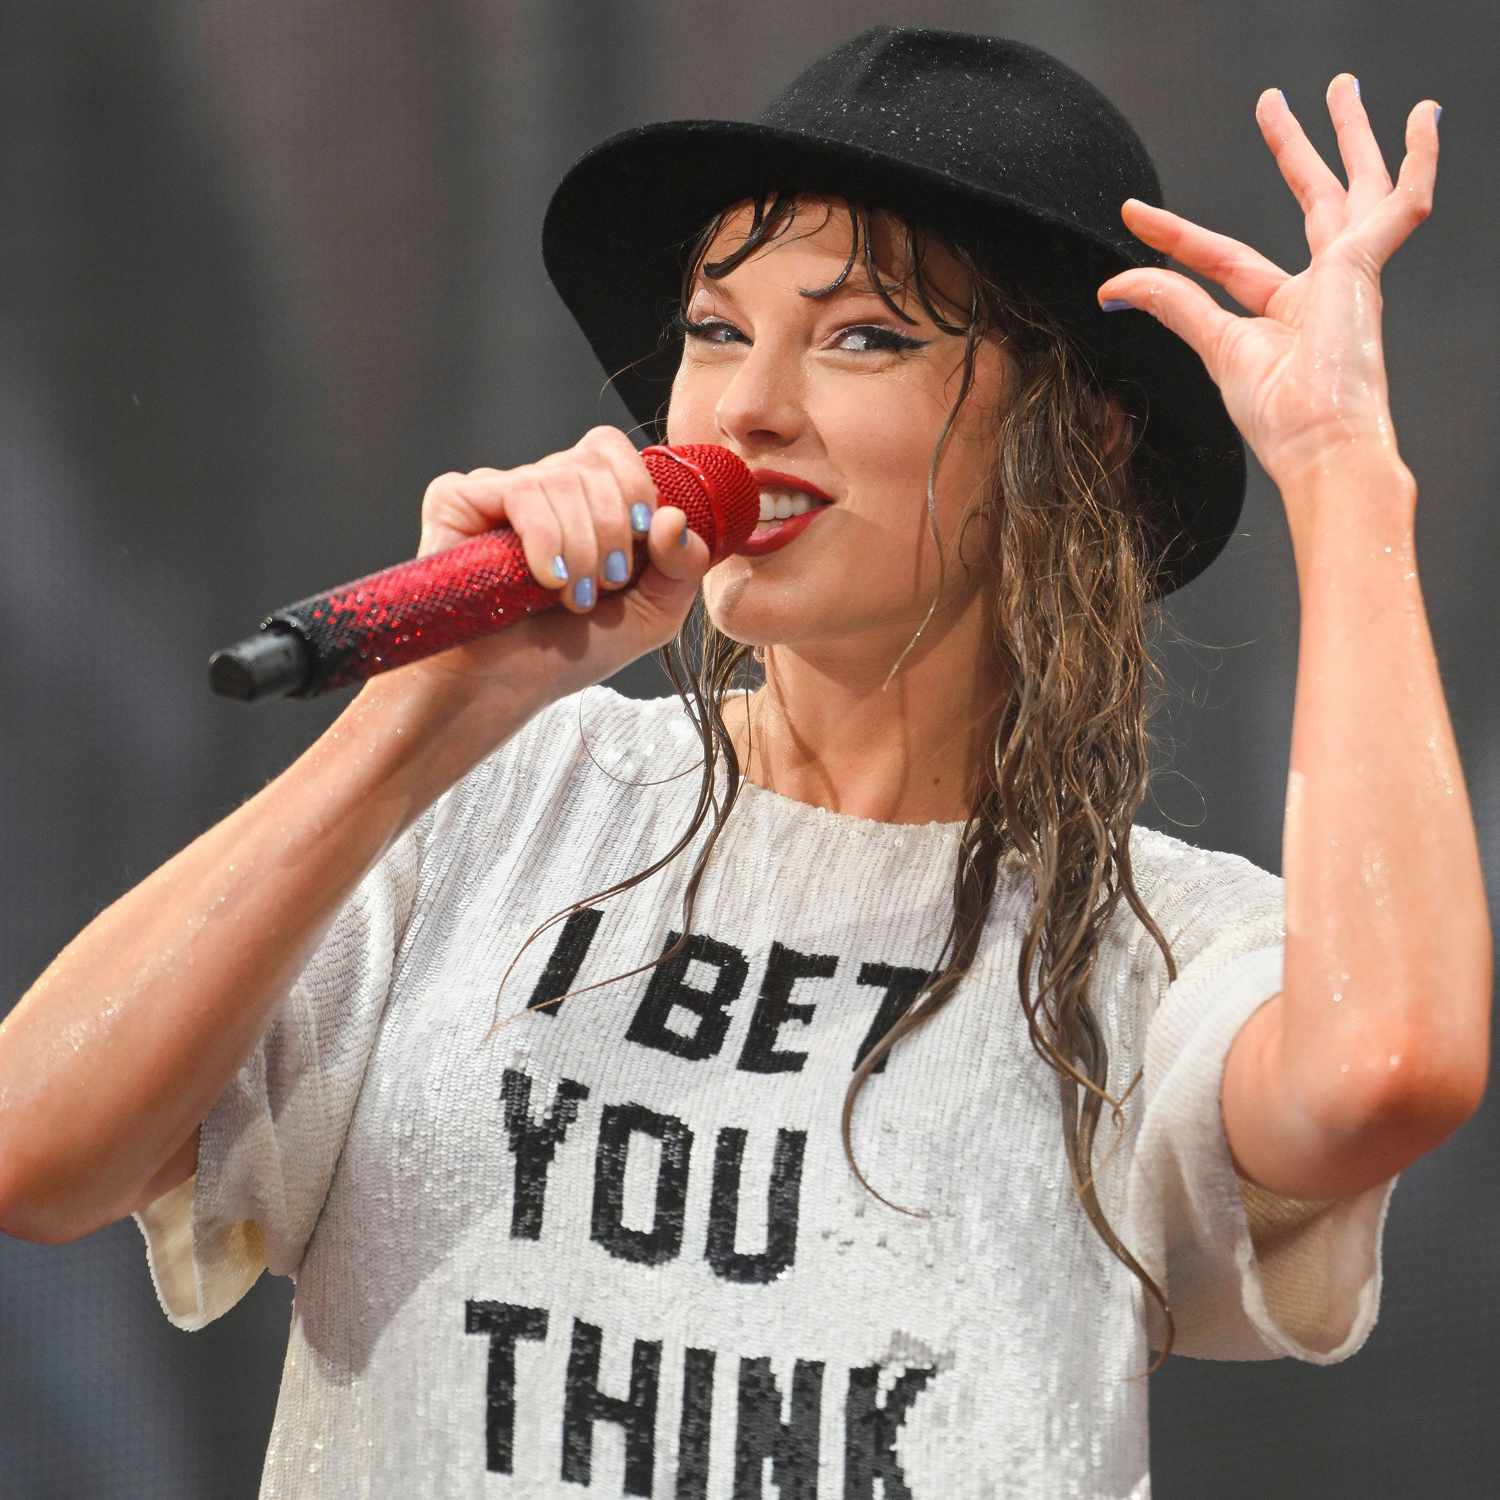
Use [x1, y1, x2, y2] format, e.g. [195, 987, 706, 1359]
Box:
[542, 25, 1246, 599]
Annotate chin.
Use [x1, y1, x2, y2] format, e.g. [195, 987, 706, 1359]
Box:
[699, 612, 777, 652]
[702, 573, 800, 645]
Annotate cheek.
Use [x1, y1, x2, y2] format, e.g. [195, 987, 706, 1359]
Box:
[833, 378, 955, 469]
[665, 368, 718, 443]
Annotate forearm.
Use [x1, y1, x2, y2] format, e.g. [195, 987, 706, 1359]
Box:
[0, 671, 531, 1243]
[1277, 450, 1492, 1128]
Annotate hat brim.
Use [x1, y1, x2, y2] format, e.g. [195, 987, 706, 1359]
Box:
[542, 119, 1245, 597]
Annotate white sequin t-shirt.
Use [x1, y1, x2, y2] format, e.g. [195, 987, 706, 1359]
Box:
[134, 685, 1398, 1498]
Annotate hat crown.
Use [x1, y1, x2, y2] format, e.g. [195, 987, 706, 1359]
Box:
[757, 27, 1162, 261]
[540, 26, 1247, 598]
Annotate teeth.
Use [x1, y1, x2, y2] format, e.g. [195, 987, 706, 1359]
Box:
[757, 489, 824, 522]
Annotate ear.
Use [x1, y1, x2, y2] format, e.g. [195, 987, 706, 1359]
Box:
[1103, 394, 1133, 463]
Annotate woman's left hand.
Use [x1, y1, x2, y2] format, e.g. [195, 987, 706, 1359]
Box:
[1096, 73, 1440, 498]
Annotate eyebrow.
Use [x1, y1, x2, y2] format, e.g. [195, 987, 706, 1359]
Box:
[689, 275, 908, 307]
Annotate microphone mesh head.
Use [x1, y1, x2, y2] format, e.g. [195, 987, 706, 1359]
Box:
[642, 445, 759, 562]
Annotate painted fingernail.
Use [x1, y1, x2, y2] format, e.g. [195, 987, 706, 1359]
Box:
[1435, 104, 1442, 127]
[630, 502, 651, 534]
[552, 554, 569, 582]
[604, 548, 628, 584]
[1277, 88, 1288, 109]
[1352, 76, 1360, 100]
[1101, 299, 1133, 313]
[678, 521, 690, 547]
[572, 576, 595, 608]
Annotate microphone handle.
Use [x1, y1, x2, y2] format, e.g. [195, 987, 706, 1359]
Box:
[208, 443, 758, 703]
[208, 527, 646, 702]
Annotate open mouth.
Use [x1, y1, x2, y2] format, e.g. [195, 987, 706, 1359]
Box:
[750, 488, 831, 532]
[737, 498, 832, 556]
[735, 468, 836, 556]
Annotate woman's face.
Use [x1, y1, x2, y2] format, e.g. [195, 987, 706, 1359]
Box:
[665, 198, 1012, 667]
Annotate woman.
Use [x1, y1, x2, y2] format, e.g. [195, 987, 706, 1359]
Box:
[0, 26, 1485, 1500]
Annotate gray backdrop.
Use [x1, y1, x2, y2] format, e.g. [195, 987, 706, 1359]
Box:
[2, 1, 1495, 1496]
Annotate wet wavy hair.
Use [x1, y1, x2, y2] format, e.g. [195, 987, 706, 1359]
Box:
[487, 190, 1193, 1374]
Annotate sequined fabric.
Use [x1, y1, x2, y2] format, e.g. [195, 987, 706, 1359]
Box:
[133, 686, 1397, 1497]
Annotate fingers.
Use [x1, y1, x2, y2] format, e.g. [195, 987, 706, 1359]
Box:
[645, 502, 708, 581]
[418, 426, 704, 619]
[1354, 98, 1439, 271]
[1256, 77, 1438, 267]
[1096, 77, 1439, 402]
[1119, 198, 1290, 317]
[521, 468, 597, 605]
[1254, 85, 1348, 259]
[546, 427, 658, 611]
[1323, 73, 1394, 221]
[1094, 266, 1241, 388]
[417, 470, 499, 558]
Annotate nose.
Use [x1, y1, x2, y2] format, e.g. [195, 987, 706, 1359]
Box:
[713, 339, 805, 450]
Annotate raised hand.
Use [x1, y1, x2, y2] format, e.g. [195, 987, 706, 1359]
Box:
[1097, 74, 1440, 500]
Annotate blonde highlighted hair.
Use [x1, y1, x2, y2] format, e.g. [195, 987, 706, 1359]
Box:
[488, 190, 1189, 1373]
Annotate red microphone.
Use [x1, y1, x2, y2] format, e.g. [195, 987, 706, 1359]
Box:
[208, 444, 759, 702]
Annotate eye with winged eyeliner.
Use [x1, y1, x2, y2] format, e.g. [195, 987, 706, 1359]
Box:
[672, 310, 930, 355]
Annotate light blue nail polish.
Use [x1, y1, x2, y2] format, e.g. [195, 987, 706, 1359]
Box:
[573, 576, 595, 608]
[1352, 76, 1360, 100]
[604, 549, 628, 584]
[552, 554, 568, 583]
[1101, 299, 1133, 313]
[1277, 88, 1287, 109]
[630, 502, 651, 534]
[1435, 104, 1442, 127]
[678, 523, 690, 547]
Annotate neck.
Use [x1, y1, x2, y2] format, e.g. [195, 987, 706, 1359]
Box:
[721, 604, 1008, 827]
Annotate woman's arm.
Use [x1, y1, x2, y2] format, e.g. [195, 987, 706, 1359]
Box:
[1220, 448, 1490, 1201]
[0, 673, 524, 1244]
[1097, 74, 1490, 1199]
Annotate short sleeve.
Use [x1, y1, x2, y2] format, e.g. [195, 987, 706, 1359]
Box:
[131, 804, 435, 1332]
[1121, 850, 1400, 1363]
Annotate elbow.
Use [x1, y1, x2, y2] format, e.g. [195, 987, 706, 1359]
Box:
[1278, 1028, 1484, 1201]
[1229, 1004, 1486, 1201]
[0, 1210, 75, 1246]
[1324, 1033, 1486, 1170]
[0, 1152, 90, 1246]
[0, 1185, 80, 1246]
[1377, 1019, 1489, 1134]
[1435, 1053, 1489, 1128]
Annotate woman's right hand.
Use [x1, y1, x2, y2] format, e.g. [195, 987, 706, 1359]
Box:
[371, 426, 714, 714]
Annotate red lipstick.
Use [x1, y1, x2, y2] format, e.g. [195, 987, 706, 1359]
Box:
[736, 469, 836, 557]
[748, 469, 835, 502]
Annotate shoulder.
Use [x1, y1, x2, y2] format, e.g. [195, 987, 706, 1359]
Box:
[481, 683, 687, 774]
[1125, 822, 1282, 909]
[442, 684, 691, 815]
[1120, 823, 1285, 982]
[540, 682, 686, 741]
[402, 685, 695, 874]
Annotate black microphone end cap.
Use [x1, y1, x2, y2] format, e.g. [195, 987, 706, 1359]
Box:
[208, 628, 311, 701]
